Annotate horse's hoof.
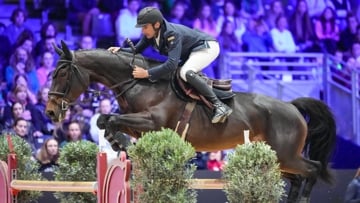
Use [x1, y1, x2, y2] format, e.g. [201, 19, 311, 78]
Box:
[97, 114, 110, 129]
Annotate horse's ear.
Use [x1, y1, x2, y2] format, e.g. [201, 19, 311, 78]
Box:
[53, 42, 63, 56]
[61, 40, 73, 60]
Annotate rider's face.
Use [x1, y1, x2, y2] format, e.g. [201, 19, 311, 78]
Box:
[141, 22, 160, 39]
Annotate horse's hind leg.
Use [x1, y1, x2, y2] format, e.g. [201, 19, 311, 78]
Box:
[280, 157, 321, 203]
[282, 172, 303, 203]
[299, 159, 322, 203]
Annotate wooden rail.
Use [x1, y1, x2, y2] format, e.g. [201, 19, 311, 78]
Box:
[11, 180, 97, 193]
[190, 179, 225, 190]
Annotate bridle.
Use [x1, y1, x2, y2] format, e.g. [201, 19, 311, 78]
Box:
[48, 59, 88, 111]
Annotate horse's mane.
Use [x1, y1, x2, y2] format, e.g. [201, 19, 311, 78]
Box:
[75, 48, 164, 68]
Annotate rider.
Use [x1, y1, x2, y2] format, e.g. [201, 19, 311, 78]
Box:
[108, 7, 232, 123]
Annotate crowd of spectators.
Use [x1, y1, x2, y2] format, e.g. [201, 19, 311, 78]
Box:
[0, 0, 359, 172]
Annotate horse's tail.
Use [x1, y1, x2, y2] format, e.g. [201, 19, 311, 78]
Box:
[291, 97, 337, 184]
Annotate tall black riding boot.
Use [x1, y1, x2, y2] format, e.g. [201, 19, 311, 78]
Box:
[185, 70, 232, 123]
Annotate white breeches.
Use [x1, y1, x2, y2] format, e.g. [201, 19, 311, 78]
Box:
[180, 41, 220, 81]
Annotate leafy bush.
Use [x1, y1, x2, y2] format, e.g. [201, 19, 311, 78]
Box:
[54, 141, 98, 203]
[127, 128, 197, 203]
[0, 134, 42, 202]
[223, 142, 286, 203]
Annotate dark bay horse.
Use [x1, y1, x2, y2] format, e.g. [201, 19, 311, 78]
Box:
[45, 41, 336, 202]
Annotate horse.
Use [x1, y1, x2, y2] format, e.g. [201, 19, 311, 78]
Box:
[45, 41, 337, 203]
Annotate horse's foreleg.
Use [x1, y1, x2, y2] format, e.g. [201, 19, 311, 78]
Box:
[106, 112, 157, 135]
[298, 159, 321, 203]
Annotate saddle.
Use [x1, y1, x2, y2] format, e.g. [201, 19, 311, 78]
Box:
[171, 69, 235, 108]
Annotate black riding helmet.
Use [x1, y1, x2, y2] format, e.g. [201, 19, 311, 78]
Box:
[135, 7, 164, 27]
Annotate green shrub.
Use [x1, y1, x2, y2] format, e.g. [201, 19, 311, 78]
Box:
[0, 134, 42, 202]
[54, 141, 98, 203]
[127, 128, 197, 203]
[223, 142, 286, 203]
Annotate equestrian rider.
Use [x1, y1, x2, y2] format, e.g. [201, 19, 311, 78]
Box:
[108, 7, 232, 123]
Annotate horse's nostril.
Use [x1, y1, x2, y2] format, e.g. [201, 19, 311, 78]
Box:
[46, 110, 55, 118]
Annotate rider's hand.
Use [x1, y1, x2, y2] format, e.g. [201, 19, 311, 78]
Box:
[132, 66, 149, 79]
[108, 47, 121, 53]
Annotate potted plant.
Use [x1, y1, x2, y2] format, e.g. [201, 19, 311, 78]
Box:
[223, 141, 286, 203]
[54, 141, 98, 203]
[127, 128, 197, 203]
[0, 134, 42, 202]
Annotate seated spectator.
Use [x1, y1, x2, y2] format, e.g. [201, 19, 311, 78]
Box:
[242, 17, 273, 52]
[67, 0, 100, 35]
[60, 121, 88, 147]
[315, 6, 340, 54]
[193, 3, 218, 38]
[13, 29, 35, 54]
[10, 74, 37, 104]
[36, 138, 59, 173]
[168, 0, 192, 28]
[115, 0, 141, 46]
[35, 86, 54, 136]
[97, 0, 124, 26]
[76, 35, 95, 50]
[270, 15, 296, 53]
[346, 42, 360, 70]
[240, 0, 265, 20]
[344, 167, 360, 203]
[207, 151, 224, 171]
[5, 47, 39, 94]
[33, 22, 58, 62]
[189, 152, 208, 170]
[4, 8, 33, 45]
[264, 0, 285, 29]
[4, 117, 37, 156]
[216, 0, 246, 43]
[339, 13, 359, 53]
[217, 20, 242, 52]
[36, 51, 55, 87]
[289, 0, 318, 52]
[4, 84, 44, 138]
[89, 98, 113, 145]
[1, 101, 25, 130]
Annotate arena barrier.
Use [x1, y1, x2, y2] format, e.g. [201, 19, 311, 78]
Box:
[0, 152, 131, 203]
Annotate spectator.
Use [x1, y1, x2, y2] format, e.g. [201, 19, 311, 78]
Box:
[264, 0, 285, 29]
[315, 6, 340, 54]
[190, 152, 208, 170]
[207, 151, 224, 171]
[36, 51, 55, 87]
[76, 35, 95, 50]
[270, 15, 296, 53]
[344, 168, 360, 203]
[217, 20, 242, 52]
[89, 98, 113, 145]
[4, 84, 44, 138]
[339, 13, 359, 53]
[98, 0, 124, 25]
[328, 0, 352, 29]
[1, 101, 24, 130]
[53, 109, 72, 144]
[6, 117, 37, 156]
[4, 8, 33, 45]
[115, 0, 141, 46]
[67, 0, 100, 35]
[5, 47, 39, 94]
[168, 0, 192, 28]
[33, 22, 58, 61]
[36, 138, 59, 173]
[193, 3, 218, 38]
[242, 17, 273, 52]
[289, 0, 318, 52]
[60, 121, 87, 147]
[346, 42, 360, 70]
[240, 0, 265, 20]
[216, 0, 246, 43]
[35, 86, 54, 136]
[13, 29, 35, 54]
[10, 74, 37, 104]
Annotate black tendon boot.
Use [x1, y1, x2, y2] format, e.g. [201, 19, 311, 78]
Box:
[185, 70, 232, 123]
